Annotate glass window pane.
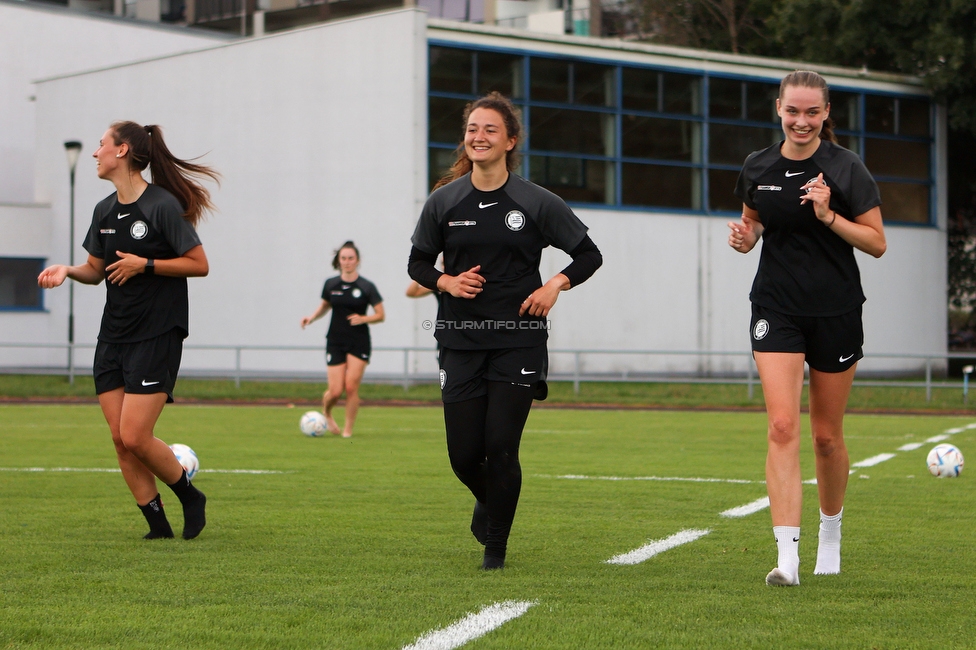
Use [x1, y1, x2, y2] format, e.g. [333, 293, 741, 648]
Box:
[865, 95, 895, 133]
[709, 77, 742, 119]
[622, 164, 699, 209]
[530, 107, 614, 156]
[899, 98, 930, 137]
[830, 90, 859, 131]
[622, 67, 658, 112]
[835, 134, 859, 155]
[0, 258, 43, 309]
[864, 138, 929, 180]
[877, 182, 929, 224]
[746, 81, 779, 122]
[574, 61, 615, 106]
[428, 147, 458, 192]
[429, 96, 469, 144]
[430, 47, 473, 94]
[709, 169, 742, 212]
[478, 52, 524, 98]
[663, 72, 702, 114]
[528, 156, 613, 204]
[709, 123, 780, 166]
[531, 58, 570, 103]
[622, 116, 700, 162]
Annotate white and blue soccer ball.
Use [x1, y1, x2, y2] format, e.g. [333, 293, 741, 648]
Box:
[299, 410, 327, 437]
[170, 443, 199, 480]
[927, 443, 964, 478]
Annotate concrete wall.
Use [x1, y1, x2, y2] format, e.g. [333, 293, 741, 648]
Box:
[30, 9, 430, 376]
[0, 0, 226, 204]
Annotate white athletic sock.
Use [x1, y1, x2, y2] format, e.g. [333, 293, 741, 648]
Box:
[771, 526, 800, 584]
[814, 508, 843, 575]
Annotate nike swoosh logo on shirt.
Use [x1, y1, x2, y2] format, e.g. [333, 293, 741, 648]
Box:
[520, 368, 535, 375]
[141, 380, 160, 386]
[784, 171, 804, 178]
[117, 213, 130, 219]
[478, 202, 498, 209]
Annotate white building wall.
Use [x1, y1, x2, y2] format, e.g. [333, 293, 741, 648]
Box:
[30, 9, 430, 377]
[8, 7, 948, 380]
[0, 0, 227, 204]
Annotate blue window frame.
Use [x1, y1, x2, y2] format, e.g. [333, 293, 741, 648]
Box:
[428, 42, 934, 224]
[0, 257, 45, 311]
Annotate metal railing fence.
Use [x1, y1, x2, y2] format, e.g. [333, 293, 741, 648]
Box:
[3, 341, 974, 402]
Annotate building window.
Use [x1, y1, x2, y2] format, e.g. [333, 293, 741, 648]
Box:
[0, 258, 44, 311]
[428, 43, 934, 224]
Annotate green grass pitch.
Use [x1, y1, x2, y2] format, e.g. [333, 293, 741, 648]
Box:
[1, 404, 974, 648]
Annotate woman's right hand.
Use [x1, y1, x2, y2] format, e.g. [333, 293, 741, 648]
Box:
[437, 265, 485, 299]
[300, 316, 314, 329]
[37, 265, 69, 289]
[728, 212, 761, 254]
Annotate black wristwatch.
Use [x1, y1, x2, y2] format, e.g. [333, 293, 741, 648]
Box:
[145, 258, 155, 275]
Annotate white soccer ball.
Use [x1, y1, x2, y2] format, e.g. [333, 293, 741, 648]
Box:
[927, 443, 964, 478]
[300, 410, 327, 437]
[170, 443, 200, 480]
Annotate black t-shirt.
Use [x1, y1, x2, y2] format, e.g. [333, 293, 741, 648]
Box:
[411, 173, 589, 349]
[321, 275, 382, 345]
[82, 185, 202, 343]
[734, 139, 882, 316]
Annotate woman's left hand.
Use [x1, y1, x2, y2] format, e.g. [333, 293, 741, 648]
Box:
[800, 173, 834, 225]
[519, 275, 569, 318]
[105, 251, 147, 285]
[347, 314, 369, 326]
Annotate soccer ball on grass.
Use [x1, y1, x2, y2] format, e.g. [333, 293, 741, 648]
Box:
[300, 411, 327, 437]
[927, 443, 964, 478]
[170, 443, 199, 480]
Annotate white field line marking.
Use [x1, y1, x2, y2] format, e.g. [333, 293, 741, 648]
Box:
[537, 474, 762, 485]
[720, 497, 770, 518]
[852, 453, 897, 468]
[898, 442, 925, 451]
[606, 529, 710, 565]
[965, 423, 976, 429]
[803, 478, 819, 484]
[401, 600, 536, 650]
[926, 434, 951, 443]
[0, 467, 286, 474]
[944, 428, 966, 434]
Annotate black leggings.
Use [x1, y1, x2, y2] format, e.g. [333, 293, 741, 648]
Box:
[443, 381, 535, 525]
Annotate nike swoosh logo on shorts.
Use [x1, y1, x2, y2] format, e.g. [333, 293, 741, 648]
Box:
[839, 354, 854, 363]
[520, 368, 535, 375]
[784, 171, 804, 177]
[141, 380, 160, 386]
[118, 213, 130, 219]
[478, 202, 498, 209]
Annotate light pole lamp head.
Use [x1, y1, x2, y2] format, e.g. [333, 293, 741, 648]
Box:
[64, 140, 83, 174]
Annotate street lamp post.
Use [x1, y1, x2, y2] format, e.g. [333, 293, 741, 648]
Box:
[64, 140, 82, 385]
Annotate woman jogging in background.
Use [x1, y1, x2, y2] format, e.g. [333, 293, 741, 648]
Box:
[37, 121, 217, 540]
[728, 71, 886, 586]
[408, 92, 602, 570]
[301, 241, 384, 438]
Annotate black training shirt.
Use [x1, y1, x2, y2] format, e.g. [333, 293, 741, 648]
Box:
[411, 172, 589, 349]
[321, 275, 382, 345]
[83, 184, 202, 343]
[734, 139, 881, 316]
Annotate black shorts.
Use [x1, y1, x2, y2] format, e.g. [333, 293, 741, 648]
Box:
[93, 329, 184, 403]
[750, 303, 863, 373]
[438, 344, 548, 404]
[326, 339, 371, 366]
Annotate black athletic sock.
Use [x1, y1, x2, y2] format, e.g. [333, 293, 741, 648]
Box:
[471, 500, 488, 545]
[139, 494, 174, 539]
[482, 516, 512, 569]
[166, 469, 207, 540]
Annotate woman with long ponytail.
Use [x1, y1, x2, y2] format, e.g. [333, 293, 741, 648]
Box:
[728, 71, 886, 586]
[38, 121, 218, 540]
